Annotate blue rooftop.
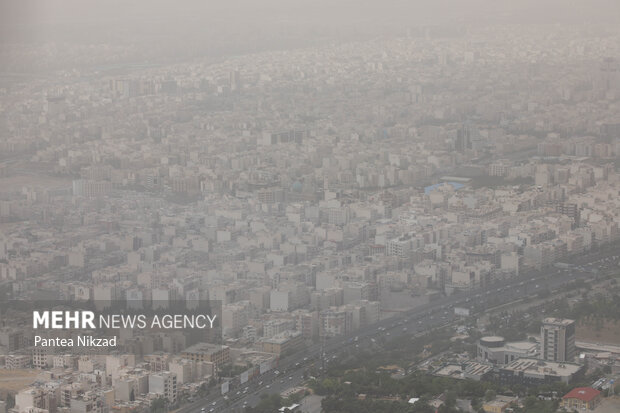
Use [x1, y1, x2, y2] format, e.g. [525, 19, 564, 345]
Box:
[424, 182, 465, 194]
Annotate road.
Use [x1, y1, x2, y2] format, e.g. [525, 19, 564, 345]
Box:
[181, 241, 620, 412]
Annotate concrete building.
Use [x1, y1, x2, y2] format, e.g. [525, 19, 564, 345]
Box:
[263, 319, 296, 339]
[540, 318, 576, 362]
[260, 330, 303, 356]
[181, 343, 230, 370]
[148, 372, 177, 403]
[476, 336, 538, 365]
[319, 308, 352, 338]
[270, 290, 292, 312]
[293, 309, 319, 339]
[497, 358, 583, 387]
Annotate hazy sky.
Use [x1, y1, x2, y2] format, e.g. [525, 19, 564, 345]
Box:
[3, 0, 620, 42]
[1, 0, 619, 70]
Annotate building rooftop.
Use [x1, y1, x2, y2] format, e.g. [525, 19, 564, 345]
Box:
[502, 358, 581, 376]
[542, 317, 574, 326]
[261, 330, 302, 344]
[562, 387, 601, 402]
[182, 343, 228, 355]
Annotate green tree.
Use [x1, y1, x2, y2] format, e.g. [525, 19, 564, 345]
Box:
[444, 390, 457, 409]
[150, 397, 166, 413]
[247, 394, 284, 413]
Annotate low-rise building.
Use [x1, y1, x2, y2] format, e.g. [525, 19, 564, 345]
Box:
[560, 387, 601, 411]
[497, 358, 583, 387]
[260, 330, 303, 356]
[477, 336, 538, 365]
[482, 395, 516, 413]
[181, 343, 230, 370]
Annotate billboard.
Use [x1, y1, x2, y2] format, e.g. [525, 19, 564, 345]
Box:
[221, 381, 230, 395]
[240, 370, 249, 384]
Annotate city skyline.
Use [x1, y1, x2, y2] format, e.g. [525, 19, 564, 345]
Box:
[1, 2, 620, 413]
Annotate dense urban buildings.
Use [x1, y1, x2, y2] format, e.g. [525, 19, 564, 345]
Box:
[1, 1, 620, 413]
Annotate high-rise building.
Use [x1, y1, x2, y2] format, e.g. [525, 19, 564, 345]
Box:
[72, 179, 113, 198]
[555, 202, 580, 227]
[599, 57, 620, 92]
[319, 308, 352, 338]
[540, 318, 576, 362]
[229, 70, 241, 91]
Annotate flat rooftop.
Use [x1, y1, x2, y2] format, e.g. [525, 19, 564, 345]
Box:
[502, 358, 581, 376]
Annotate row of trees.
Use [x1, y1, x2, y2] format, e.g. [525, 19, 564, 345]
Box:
[313, 369, 574, 413]
[310, 370, 503, 399]
[309, 344, 611, 413]
[245, 392, 306, 413]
